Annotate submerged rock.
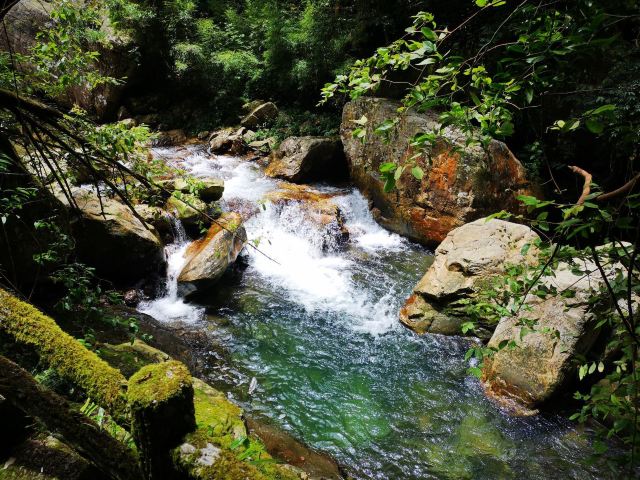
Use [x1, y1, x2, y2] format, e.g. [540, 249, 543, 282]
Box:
[177, 212, 247, 296]
[399, 219, 539, 339]
[240, 102, 279, 129]
[341, 97, 535, 246]
[265, 136, 348, 183]
[54, 187, 166, 284]
[265, 184, 349, 250]
[483, 250, 630, 409]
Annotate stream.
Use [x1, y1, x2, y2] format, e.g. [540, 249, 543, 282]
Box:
[140, 145, 611, 480]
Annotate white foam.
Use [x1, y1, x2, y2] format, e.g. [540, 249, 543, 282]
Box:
[138, 218, 204, 324]
[144, 147, 416, 335]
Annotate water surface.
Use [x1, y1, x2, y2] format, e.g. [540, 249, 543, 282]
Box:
[142, 146, 611, 480]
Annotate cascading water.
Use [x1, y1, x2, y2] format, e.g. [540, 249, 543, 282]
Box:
[142, 145, 612, 480]
[138, 215, 204, 324]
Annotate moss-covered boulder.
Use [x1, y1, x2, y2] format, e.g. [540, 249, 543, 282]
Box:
[172, 178, 225, 203]
[166, 194, 209, 228]
[128, 361, 196, 479]
[172, 379, 303, 480]
[99, 340, 170, 379]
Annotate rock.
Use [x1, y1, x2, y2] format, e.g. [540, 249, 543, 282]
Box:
[197, 131, 210, 141]
[482, 250, 629, 408]
[165, 194, 209, 228]
[134, 204, 173, 235]
[123, 289, 142, 307]
[241, 99, 266, 115]
[265, 184, 349, 250]
[399, 219, 539, 339]
[172, 178, 225, 202]
[153, 129, 187, 147]
[341, 97, 535, 246]
[0, 0, 136, 121]
[208, 128, 247, 155]
[240, 102, 279, 129]
[248, 137, 277, 154]
[265, 136, 348, 183]
[54, 187, 166, 284]
[177, 213, 247, 296]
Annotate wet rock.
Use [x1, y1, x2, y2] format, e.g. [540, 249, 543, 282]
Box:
[165, 194, 209, 229]
[177, 213, 247, 296]
[248, 137, 277, 154]
[265, 184, 349, 250]
[197, 131, 210, 141]
[54, 187, 166, 284]
[123, 289, 142, 307]
[399, 219, 539, 339]
[246, 417, 343, 480]
[341, 97, 535, 246]
[240, 102, 279, 129]
[265, 136, 347, 183]
[172, 178, 225, 202]
[209, 128, 247, 155]
[153, 129, 187, 147]
[482, 249, 631, 409]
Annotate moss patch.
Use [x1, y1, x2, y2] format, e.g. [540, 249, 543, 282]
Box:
[173, 378, 302, 480]
[100, 340, 169, 378]
[0, 288, 127, 418]
[127, 361, 192, 409]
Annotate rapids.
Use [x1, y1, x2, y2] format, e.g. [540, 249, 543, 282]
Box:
[140, 145, 612, 480]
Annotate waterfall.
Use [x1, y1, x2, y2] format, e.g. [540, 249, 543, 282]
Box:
[138, 215, 204, 323]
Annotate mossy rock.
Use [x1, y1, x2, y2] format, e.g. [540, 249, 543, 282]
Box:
[100, 340, 170, 378]
[173, 378, 303, 480]
[166, 194, 208, 226]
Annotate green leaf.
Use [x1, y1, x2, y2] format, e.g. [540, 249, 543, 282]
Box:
[585, 118, 604, 134]
[411, 166, 424, 180]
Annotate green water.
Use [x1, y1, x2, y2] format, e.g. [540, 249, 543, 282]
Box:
[147, 148, 614, 479]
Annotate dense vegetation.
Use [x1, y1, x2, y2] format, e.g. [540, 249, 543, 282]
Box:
[1, 0, 639, 478]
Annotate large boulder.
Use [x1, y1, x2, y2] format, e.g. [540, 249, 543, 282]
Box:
[240, 102, 278, 129]
[399, 219, 539, 339]
[265, 136, 348, 183]
[341, 97, 535, 246]
[177, 213, 247, 296]
[0, 0, 137, 121]
[55, 187, 166, 284]
[482, 251, 627, 409]
[264, 184, 349, 250]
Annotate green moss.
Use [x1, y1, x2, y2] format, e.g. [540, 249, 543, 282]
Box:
[99, 340, 170, 378]
[127, 360, 192, 410]
[173, 378, 301, 480]
[0, 288, 127, 418]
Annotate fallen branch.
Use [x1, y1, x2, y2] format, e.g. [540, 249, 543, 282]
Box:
[568, 165, 592, 205]
[569, 165, 640, 205]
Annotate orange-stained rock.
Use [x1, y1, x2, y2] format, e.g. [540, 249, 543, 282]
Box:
[177, 212, 247, 297]
[341, 98, 535, 246]
[264, 184, 349, 250]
